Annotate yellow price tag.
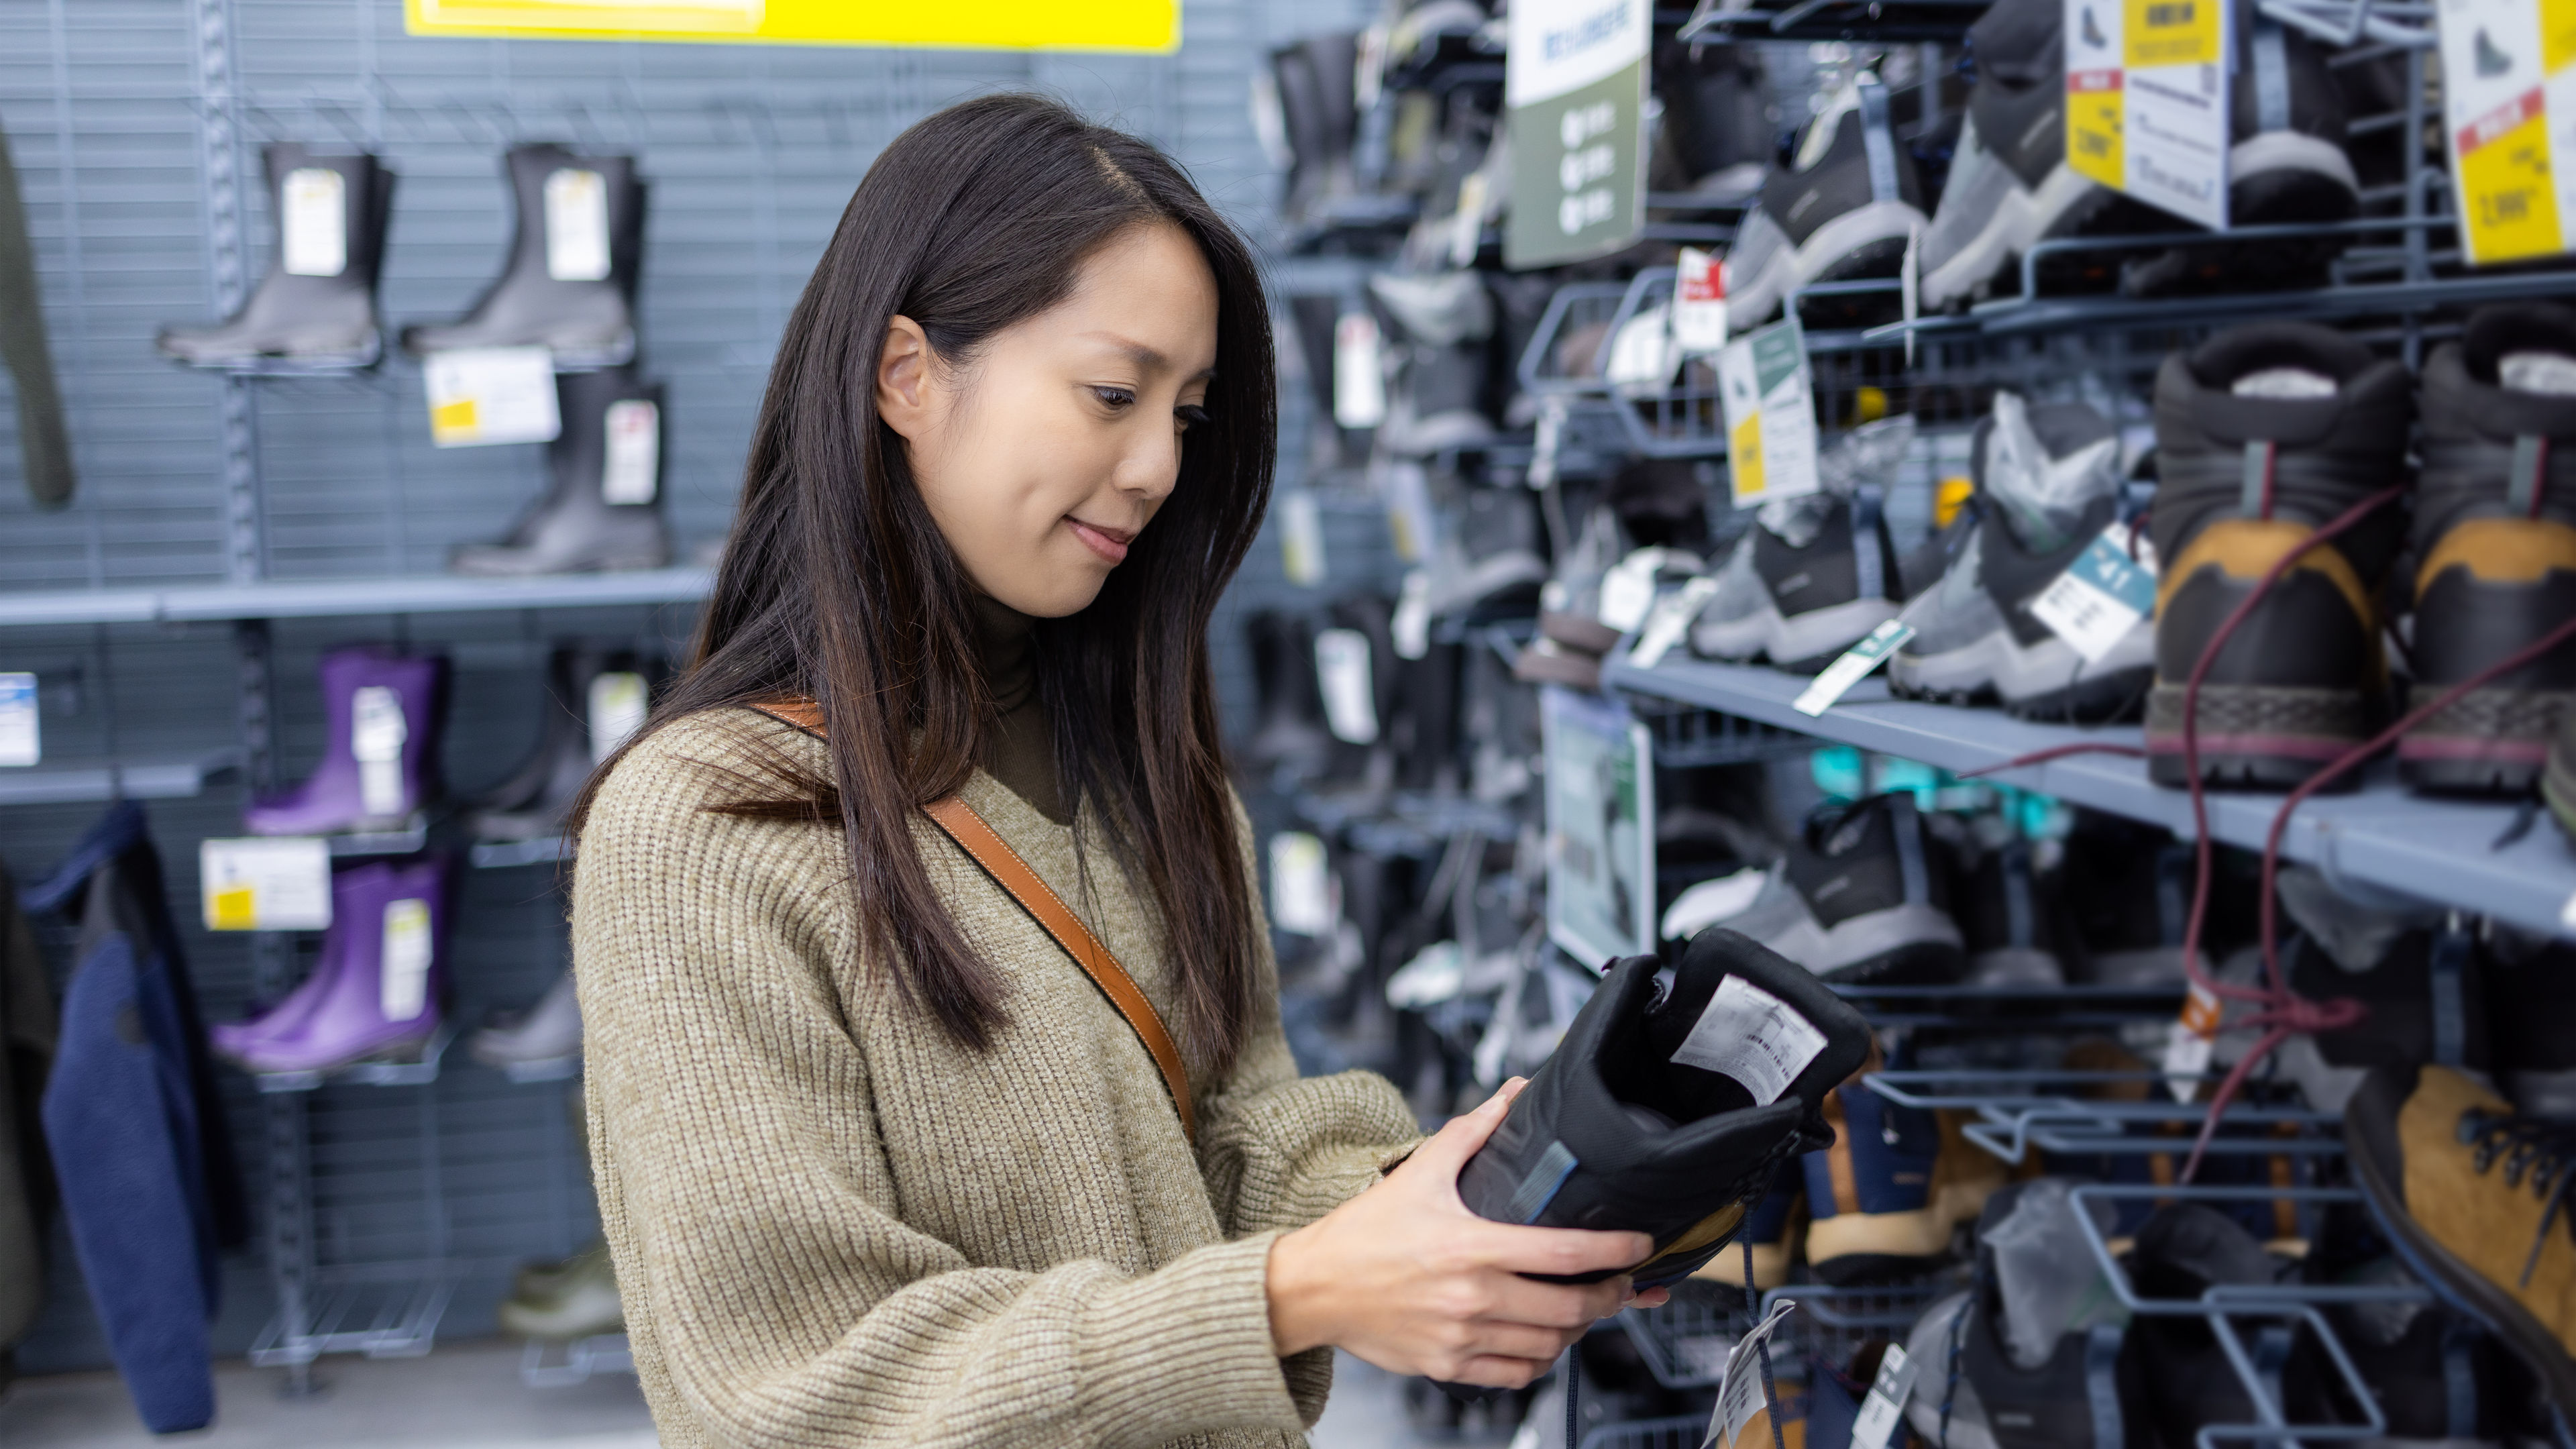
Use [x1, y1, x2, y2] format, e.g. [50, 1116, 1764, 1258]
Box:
[211, 885, 258, 931]
[2125, 0, 2217, 66]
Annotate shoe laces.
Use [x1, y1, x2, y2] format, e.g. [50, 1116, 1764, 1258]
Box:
[2457, 1106, 2576, 1289]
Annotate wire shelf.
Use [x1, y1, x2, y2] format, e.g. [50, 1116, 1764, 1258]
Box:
[247, 1270, 457, 1368]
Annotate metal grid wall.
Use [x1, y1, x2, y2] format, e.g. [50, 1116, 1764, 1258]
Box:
[0, 0, 1374, 1373]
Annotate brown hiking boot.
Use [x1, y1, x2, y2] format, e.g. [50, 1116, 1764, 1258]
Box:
[2345, 1063, 2576, 1429]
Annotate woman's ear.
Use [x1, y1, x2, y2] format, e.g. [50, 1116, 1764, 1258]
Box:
[877, 315, 936, 439]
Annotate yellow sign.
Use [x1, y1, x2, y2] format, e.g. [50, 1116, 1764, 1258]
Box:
[2443, 0, 2576, 266]
[2124, 0, 2217, 66]
[406, 0, 1178, 51]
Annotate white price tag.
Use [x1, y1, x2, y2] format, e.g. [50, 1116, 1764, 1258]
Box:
[1792, 619, 1915, 716]
[2029, 520, 2159, 662]
[1333, 312, 1387, 429]
[1673, 246, 1727, 354]
[280, 167, 347, 278]
[2064, 0, 2229, 229]
[1280, 490, 1328, 586]
[0, 673, 39, 767]
[601, 398, 660, 504]
[1315, 629, 1380, 745]
[588, 671, 649, 763]
[1848, 1343, 1917, 1449]
[2161, 979, 2223, 1102]
[425, 346, 560, 447]
[380, 898, 433, 1022]
[544, 168, 612, 282]
[351, 684, 410, 818]
[1705, 1297, 1798, 1449]
[201, 838, 332, 932]
[1628, 575, 1720, 669]
[1599, 548, 1667, 633]
[1269, 832, 1334, 936]
[1717, 319, 1819, 506]
[2439, 0, 2576, 265]
[1392, 570, 1434, 661]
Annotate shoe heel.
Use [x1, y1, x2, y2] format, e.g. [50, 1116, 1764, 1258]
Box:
[2144, 682, 2369, 788]
[2398, 685, 2567, 794]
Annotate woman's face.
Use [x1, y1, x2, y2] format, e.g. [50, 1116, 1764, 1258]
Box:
[877, 221, 1221, 618]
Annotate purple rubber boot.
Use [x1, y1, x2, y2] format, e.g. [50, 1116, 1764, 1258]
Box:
[236, 857, 447, 1075]
[246, 647, 448, 836]
[209, 927, 347, 1065]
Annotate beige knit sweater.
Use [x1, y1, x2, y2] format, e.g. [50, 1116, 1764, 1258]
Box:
[574, 709, 1422, 1449]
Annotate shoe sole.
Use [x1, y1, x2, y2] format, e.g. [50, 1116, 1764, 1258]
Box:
[1693, 595, 1898, 674]
[2347, 1104, 2576, 1438]
[1890, 624, 2154, 724]
[2399, 686, 2571, 794]
[2143, 682, 2369, 789]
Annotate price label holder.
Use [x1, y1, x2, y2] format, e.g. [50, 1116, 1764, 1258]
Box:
[1503, 0, 1647, 268]
[1673, 246, 1727, 354]
[1269, 831, 1334, 936]
[425, 346, 560, 447]
[1793, 619, 1915, 717]
[2438, 0, 2576, 264]
[201, 837, 333, 932]
[0, 673, 39, 767]
[1279, 490, 1328, 586]
[1717, 319, 1821, 507]
[2063, 0, 2230, 229]
[1703, 1297, 1799, 1449]
[1628, 575, 1721, 669]
[2029, 519, 2159, 661]
[2161, 979, 2224, 1102]
[1848, 1342, 1919, 1449]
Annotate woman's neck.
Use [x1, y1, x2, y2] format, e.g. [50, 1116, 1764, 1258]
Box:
[970, 594, 1069, 825]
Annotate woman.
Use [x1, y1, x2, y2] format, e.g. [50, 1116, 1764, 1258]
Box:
[571, 95, 1662, 1449]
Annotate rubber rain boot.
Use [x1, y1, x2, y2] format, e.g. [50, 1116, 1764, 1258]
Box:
[245, 646, 448, 836]
[235, 857, 447, 1074]
[471, 642, 659, 839]
[451, 367, 670, 576]
[157, 143, 392, 370]
[400, 143, 643, 367]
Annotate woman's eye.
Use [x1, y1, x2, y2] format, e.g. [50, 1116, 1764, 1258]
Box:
[1091, 386, 1137, 411]
[1175, 404, 1211, 431]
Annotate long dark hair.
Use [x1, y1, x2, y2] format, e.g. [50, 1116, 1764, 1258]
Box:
[572, 95, 1276, 1076]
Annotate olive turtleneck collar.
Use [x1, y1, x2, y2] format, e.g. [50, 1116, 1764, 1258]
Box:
[971, 594, 1070, 826]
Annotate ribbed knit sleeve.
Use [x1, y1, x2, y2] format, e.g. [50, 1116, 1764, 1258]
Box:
[574, 722, 1312, 1449]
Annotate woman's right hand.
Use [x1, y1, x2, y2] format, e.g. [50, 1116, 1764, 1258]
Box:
[1264, 1079, 1669, 1389]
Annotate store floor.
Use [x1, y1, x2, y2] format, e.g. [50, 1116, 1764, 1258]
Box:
[0, 1345, 1499, 1448]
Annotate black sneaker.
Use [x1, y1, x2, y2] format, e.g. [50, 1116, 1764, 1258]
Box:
[1955, 837, 2073, 987]
[2290, 1249, 2522, 1444]
[2272, 865, 2485, 1116]
[2401, 303, 2576, 792]
[1688, 492, 1902, 672]
[1702, 794, 1970, 985]
[2125, 1203, 2294, 1448]
[2144, 323, 2414, 788]
[1723, 72, 1928, 333]
[1653, 37, 1775, 204]
[1455, 929, 1871, 1287]
[1889, 397, 2151, 722]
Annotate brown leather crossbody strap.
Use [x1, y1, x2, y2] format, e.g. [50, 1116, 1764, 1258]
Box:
[748, 699, 1196, 1142]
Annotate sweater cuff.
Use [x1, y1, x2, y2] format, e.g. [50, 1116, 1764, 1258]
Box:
[1075, 1231, 1305, 1444]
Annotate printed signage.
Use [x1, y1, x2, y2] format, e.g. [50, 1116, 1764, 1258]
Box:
[2438, 0, 2576, 264]
[1542, 687, 1656, 967]
[2064, 0, 2231, 229]
[1505, 0, 1648, 269]
[406, 0, 1179, 52]
[1717, 319, 1821, 507]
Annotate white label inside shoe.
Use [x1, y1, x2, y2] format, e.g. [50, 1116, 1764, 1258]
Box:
[588, 671, 649, 763]
[1671, 975, 1828, 1106]
[544, 168, 612, 282]
[199, 837, 331, 932]
[2029, 519, 2159, 663]
[1627, 574, 1720, 669]
[2229, 367, 2336, 399]
[280, 167, 347, 277]
[1391, 570, 1433, 661]
[1279, 490, 1327, 586]
[0, 673, 39, 767]
[380, 898, 433, 1022]
[2503, 352, 2576, 396]
[1332, 312, 1387, 429]
[600, 398, 660, 504]
[1792, 619, 1915, 716]
[1848, 1342, 1917, 1449]
[1314, 629, 1380, 745]
[424, 346, 560, 447]
[1598, 549, 1666, 633]
[352, 685, 409, 818]
[1269, 831, 1334, 936]
[1672, 246, 1727, 354]
[1707, 1296, 1799, 1449]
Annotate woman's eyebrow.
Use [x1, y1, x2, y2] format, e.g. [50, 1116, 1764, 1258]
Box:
[1081, 331, 1216, 380]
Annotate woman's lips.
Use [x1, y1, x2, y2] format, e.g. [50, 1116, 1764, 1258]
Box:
[1067, 518, 1134, 564]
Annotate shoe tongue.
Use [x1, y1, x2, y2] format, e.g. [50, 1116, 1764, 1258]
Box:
[2501, 350, 2576, 396]
[2230, 366, 2339, 399]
